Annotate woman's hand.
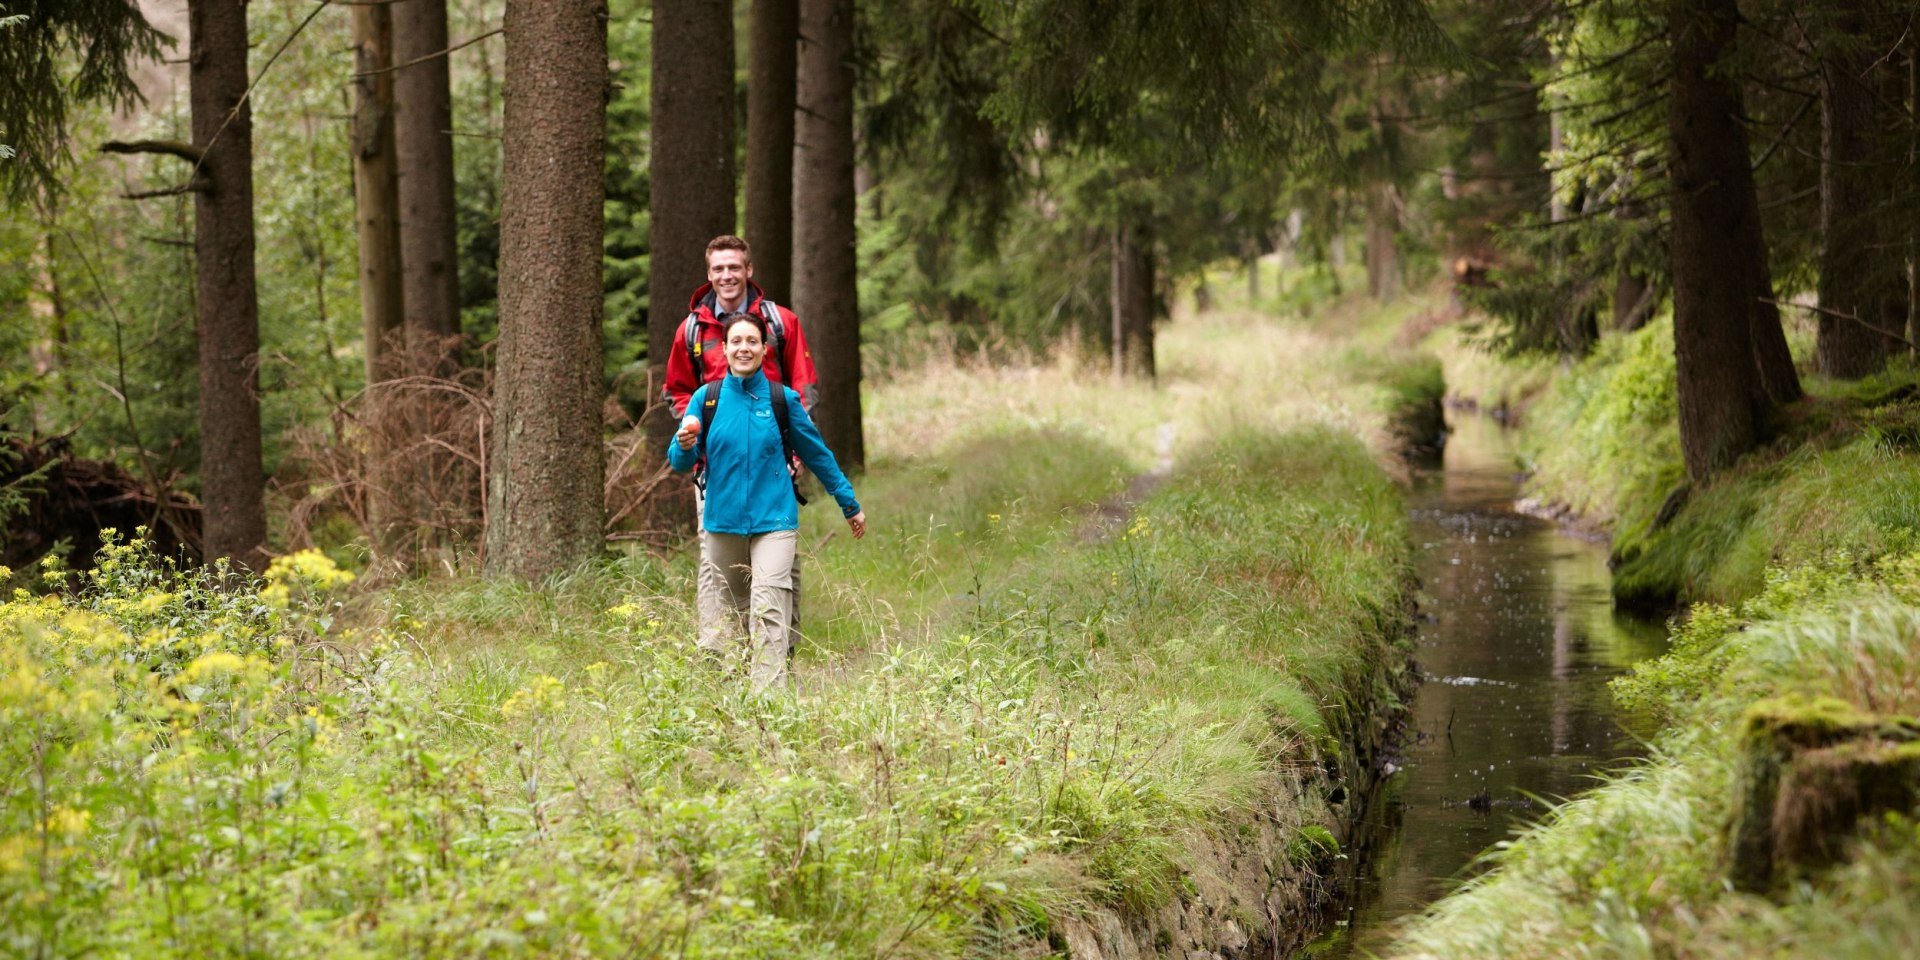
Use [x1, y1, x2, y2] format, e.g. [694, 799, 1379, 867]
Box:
[675, 415, 701, 450]
[847, 511, 867, 539]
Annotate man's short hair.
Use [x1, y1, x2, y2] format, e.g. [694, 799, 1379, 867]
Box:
[706, 235, 752, 263]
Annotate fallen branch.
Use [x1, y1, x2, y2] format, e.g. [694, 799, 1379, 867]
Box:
[121, 179, 210, 200]
[1761, 297, 1916, 347]
[352, 27, 502, 78]
[101, 139, 205, 164]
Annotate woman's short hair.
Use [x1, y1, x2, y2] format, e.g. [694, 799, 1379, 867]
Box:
[723, 311, 769, 343]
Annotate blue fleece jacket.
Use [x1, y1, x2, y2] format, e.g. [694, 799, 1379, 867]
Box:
[667, 370, 861, 535]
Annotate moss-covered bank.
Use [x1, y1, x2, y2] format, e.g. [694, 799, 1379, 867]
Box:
[1429, 306, 1920, 611]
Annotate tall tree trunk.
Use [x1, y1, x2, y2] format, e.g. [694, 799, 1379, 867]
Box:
[394, 0, 461, 367]
[1364, 182, 1400, 301]
[352, 3, 408, 562]
[485, 0, 608, 579]
[746, 0, 797, 302]
[189, 0, 267, 568]
[1815, 0, 1891, 379]
[1668, 0, 1790, 482]
[1910, 45, 1919, 356]
[794, 0, 863, 469]
[353, 4, 404, 383]
[648, 0, 734, 426]
[1111, 215, 1155, 379]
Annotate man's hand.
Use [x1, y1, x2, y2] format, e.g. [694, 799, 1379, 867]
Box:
[675, 416, 701, 450]
[847, 511, 867, 539]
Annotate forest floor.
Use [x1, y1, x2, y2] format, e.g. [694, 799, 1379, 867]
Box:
[1379, 294, 1920, 959]
[2, 272, 1443, 957]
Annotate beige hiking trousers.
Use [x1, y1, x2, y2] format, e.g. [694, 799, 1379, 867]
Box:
[696, 528, 799, 692]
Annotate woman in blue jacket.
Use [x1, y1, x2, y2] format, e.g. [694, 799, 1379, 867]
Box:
[668, 313, 866, 691]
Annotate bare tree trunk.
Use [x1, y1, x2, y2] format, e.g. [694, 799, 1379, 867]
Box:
[1815, 0, 1891, 379]
[189, 0, 267, 568]
[485, 0, 608, 579]
[352, 3, 409, 562]
[1364, 182, 1400, 301]
[747, 0, 797, 301]
[794, 0, 863, 469]
[648, 0, 734, 430]
[1909, 45, 1919, 356]
[1111, 215, 1155, 379]
[394, 0, 461, 366]
[1245, 251, 1260, 303]
[1668, 0, 1791, 482]
[353, 5, 404, 384]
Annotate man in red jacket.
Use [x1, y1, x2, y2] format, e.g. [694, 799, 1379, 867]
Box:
[663, 235, 818, 417]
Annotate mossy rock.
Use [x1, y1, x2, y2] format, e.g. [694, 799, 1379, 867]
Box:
[1772, 740, 1920, 873]
[1727, 695, 1920, 892]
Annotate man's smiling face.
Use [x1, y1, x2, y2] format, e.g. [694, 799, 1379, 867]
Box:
[707, 249, 752, 308]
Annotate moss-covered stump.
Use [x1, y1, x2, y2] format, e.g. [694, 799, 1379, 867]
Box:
[1729, 695, 1920, 892]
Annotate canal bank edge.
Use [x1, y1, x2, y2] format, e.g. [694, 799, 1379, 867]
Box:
[1047, 595, 1417, 960]
[1039, 401, 1439, 959]
[1427, 316, 1920, 612]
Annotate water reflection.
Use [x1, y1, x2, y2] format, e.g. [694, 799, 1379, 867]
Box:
[1310, 414, 1668, 957]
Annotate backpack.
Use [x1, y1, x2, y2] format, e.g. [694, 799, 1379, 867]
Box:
[693, 381, 809, 506]
[687, 296, 787, 382]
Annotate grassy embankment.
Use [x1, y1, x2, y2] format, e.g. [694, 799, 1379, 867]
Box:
[1429, 304, 1920, 609]
[1, 282, 1438, 956]
[1383, 296, 1920, 957]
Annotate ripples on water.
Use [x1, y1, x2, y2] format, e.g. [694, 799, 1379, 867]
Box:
[1309, 414, 1669, 958]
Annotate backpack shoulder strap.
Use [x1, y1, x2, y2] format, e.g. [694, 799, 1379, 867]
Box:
[694, 382, 722, 474]
[758, 297, 787, 379]
[684, 311, 704, 365]
[768, 386, 809, 506]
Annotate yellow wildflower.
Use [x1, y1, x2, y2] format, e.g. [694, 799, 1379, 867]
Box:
[500, 675, 565, 719]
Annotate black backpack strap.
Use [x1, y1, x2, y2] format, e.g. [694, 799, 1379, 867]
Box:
[768, 386, 809, 507]
[693, 382, 721, 490]
[685, 311, 705, 366]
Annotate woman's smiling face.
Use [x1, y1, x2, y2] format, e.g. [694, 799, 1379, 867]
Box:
[725, 318, 768, 377]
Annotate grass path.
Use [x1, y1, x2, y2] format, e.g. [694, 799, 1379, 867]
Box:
[2, 289, 1444, 957]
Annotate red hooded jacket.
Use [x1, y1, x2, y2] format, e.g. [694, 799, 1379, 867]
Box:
[663, 281, 819, 418]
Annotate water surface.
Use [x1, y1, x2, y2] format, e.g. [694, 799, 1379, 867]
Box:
[1310, 413, 1668, 957]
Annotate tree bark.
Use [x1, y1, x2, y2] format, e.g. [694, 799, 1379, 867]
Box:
[189, 0, 267, 569]
[1815, 0, 1892, 379]
[352, 3, 409, 562]
[353, 4, 404, 383]
[1667, 0, 1791, 482]
[648, 0, 735, 416]
[1364, 182, 1400, 301]
[1111, 215, 1155, 379]
[747, 0, 798, 302]
[394, 0, 461, 367]
[485, 0, 608, 579]
[794, 0, 863, 469]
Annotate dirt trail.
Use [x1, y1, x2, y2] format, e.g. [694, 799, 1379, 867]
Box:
[1078, 421, 1177, 543]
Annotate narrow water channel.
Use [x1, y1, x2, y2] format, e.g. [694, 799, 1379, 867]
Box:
[1309, 413, 1670, 958]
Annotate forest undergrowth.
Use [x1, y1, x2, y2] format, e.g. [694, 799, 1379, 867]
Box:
[1, 289, 1435, 957]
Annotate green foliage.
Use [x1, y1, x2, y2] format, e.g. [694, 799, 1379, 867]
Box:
[0, 0, 168, 201]
[1517, 313, 1682, 529]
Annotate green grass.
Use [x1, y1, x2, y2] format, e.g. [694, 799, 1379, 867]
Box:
[1387, 553, 1920, 960]
[1427, 309, 1920, 610]
[1, 292, 1426, 957]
